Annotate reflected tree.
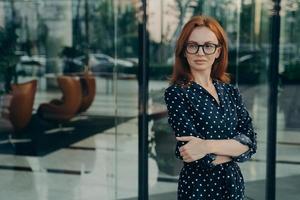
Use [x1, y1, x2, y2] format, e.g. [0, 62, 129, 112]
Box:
[0, 26, 19, 92]
[89, 0, 115, 55]
[89, 1, 138, 58]
[116, 5, 139, 58]
[169, 0, 193, 49]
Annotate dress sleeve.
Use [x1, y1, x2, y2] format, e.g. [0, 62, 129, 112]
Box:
[164, 86, 217, 168]
[231, 86, 257, 162]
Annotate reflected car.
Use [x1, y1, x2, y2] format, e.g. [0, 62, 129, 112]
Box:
[16, 55, 46, 76]
[89, 53, 134, 73]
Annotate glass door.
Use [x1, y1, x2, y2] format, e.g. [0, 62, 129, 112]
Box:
[0, 0, 141, 199]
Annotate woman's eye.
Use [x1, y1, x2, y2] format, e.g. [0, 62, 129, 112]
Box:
[204, 44, 214, 48]
[188, 44, 197, 49]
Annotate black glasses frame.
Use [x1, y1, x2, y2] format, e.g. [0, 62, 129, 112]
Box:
[185, 42, 221, 55]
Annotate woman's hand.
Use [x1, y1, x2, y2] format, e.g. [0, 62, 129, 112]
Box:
[176, 136, 210, 163]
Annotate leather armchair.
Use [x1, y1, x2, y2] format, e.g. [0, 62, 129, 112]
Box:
[0, 80, 37, 146]
[9, 80, 37, 132]
[78, 73, 96, 113]
[37, 76, 82, 133]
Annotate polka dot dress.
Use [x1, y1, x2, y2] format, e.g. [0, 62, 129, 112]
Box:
[164, 79, 257, 200]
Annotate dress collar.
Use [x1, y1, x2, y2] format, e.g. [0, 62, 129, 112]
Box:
[190, 79, 225, 107]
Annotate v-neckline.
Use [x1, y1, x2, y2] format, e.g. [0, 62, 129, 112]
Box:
[191, 79, 221, 107]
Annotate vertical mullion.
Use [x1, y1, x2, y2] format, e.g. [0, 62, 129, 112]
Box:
[138, 0, 149, 199]
[266, 0, 281, 199]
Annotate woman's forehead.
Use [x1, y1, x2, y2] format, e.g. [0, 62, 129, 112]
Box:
[188, 26, 218, 44]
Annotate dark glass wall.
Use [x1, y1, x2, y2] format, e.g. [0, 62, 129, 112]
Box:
[276, 0, 300, 199]
[0, 0, 139, 199]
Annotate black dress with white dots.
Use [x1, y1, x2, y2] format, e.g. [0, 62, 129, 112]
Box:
[164, 79, 257, 200]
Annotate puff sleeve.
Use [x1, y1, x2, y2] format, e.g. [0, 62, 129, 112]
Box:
[231, 86, 257, 162]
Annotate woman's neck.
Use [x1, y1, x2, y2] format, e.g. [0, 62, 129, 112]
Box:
[191, 71, 213, 88]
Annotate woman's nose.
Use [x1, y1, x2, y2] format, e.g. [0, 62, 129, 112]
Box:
[196, 47, 205, 56]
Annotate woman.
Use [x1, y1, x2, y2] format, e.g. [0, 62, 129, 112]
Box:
[164, 15, 257, 200]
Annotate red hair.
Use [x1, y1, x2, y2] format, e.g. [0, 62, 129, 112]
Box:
[170, 15, 230, 86]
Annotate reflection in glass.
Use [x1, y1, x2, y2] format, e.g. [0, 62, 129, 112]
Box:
[0, 0, 139, 199]
[276, 0, 300, 199]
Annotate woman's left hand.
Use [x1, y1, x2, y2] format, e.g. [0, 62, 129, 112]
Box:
[176, 136, 210, 163]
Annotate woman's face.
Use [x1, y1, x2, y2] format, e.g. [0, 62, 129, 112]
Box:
[185, 26, 221, 74]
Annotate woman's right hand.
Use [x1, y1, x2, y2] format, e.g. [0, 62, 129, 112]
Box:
[212, 155, 232, 165]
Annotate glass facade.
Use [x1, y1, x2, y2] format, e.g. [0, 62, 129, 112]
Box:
[0, 0, 299, 200]
[0, 0, 139, 199]
[148, 0, 299, 200]
[276, 0, 300, 199]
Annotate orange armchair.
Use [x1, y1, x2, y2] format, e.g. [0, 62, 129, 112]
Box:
[37, 76, 82, 133]
[78, 73, 96, 113]
[9, 80, 37, 132]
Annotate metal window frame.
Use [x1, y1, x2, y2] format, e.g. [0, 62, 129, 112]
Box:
[266, 0, 281, 199]
[138, 0, 149, 199]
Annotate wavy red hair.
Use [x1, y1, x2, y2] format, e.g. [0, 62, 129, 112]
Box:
[169, 15, 230, 85]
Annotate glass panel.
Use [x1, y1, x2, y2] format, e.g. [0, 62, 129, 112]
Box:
[277, 0, 300, 199]
[148, 0, 269, 199]
[148, 0, 179, 198]
[235, 1, 269, 199]
[0, 0, 132, 199]
[114, 0, 139, 199]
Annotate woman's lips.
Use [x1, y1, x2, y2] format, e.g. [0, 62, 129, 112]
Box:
[194, 60, 207, 64]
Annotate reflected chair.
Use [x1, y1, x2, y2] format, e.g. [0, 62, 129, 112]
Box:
[70, 73, 96, 122]
[37, 76, 82, 134]
[78, 72, 96, 113]
[10, 80, 37, 132]
[0, 80, 37, 145]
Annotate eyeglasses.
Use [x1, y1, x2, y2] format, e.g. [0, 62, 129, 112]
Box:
[185, 42, 221, 55]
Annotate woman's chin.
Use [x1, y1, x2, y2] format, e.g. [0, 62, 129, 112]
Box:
[190, 64, 211, 72]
